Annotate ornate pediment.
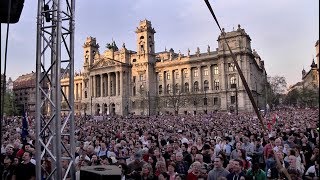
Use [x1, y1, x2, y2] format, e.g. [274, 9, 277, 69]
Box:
[91, 58, 119, 69]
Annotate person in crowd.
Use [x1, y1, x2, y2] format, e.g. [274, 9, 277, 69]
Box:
[175, 152, 189, 175]
[1, 155, 15, 180]
[187, 161, 205, 180]
[12, 151, 36, 180]
[207, 156, 230, 180]
[1, 107, 318, 180]
[245, 162, 266, 180]
[304, 160, 319, 180]
[226, 159, 246, 180]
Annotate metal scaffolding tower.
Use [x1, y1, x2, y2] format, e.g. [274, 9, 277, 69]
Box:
[35, 0, 75, 179]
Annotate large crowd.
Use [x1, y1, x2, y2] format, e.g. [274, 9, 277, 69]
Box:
[0, 107, 319, 180]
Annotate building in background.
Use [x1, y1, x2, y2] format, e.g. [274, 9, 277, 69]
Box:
[12, 72, 49, 116]
[62, 20, 267, 116]
[289, 40, 319, 92]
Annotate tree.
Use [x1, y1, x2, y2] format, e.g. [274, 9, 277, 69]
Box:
[284, 88, 300, 106]
[3, 91, 18, 116]
[165, 84, 184, 115]
[267, 76, 287, 107]
[299, 88, 319, 108]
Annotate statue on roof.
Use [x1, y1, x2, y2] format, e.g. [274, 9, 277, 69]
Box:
[106, 40, 119, 51]
[196, 47, 200, 57]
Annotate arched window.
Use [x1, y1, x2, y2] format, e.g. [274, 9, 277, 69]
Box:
[133, 86, 136, 96]
[194, 81, 199, 92]
[230, 77, 236, 88]
[204, 80, 209, 91]
[174, 83, 179, 94]
[214, 80, 219, 90]
[158, 85, 163, 95]
[184, 83, 189, 93]
[140, 85, 145, 94]
[167, 84, 171, 94]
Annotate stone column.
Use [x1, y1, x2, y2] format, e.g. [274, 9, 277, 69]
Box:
[208, 65, 212, 90]
[76, 83, 78, 100]
[180, 69, 183, 91]
[189, 67, 192, 92]
[162, 71, 166, 94]
[115, 71, 119, 96]
[93, 75, 96, 97]
[108, 73, 111, 96]
[79, 83, 82, 100]
[120, 71, 123, 96]
[100, 74, 103, 97]
[198, 66, 202, 91]
[89, 76, 93, 98]
[219, 61, 226, 91]
[171, 70, 174, 88]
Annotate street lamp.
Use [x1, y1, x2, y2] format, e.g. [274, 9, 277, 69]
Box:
[90, 96, 93, 116]
[204, 87, 208, 114]
[231, 84, 238, 115]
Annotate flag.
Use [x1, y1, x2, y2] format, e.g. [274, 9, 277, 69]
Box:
[21, 111, 29, 143]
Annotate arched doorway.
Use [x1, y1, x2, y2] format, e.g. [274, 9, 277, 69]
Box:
[103, 104, 108, 115]
[110, 103, 115, 115]
[96, 104, 100, 115]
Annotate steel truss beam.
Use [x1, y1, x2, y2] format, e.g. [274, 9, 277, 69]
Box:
[35, 0, 75, 179]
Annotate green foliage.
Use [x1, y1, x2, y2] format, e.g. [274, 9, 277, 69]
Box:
[267, 76, 287, 107]
[2, 91, 19, 116]
[284, 88, 319, 107]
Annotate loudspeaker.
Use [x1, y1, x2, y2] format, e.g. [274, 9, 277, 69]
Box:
[80, 165, 122, 180]
[0, 0, 25, 24]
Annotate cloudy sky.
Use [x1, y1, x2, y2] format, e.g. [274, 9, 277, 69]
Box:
[1, 0, 319, 86]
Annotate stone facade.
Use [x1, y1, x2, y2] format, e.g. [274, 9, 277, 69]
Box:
[12, 72, 49, 116]
[289, 40, 319, 92]
[63, 20, 267, 116]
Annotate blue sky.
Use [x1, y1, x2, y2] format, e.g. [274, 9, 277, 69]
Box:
[1, 0, 319, 86]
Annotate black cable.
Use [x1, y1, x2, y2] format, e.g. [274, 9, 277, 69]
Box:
[1, 0, 12, 152]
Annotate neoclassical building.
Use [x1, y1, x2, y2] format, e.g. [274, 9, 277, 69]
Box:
[62, 20, 267, 116]
[289, 40, 319, 92]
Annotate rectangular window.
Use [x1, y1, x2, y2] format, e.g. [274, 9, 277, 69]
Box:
[231, 96, 236, 104]
[158, 73, 162, 81]
[213, 97, 218, 105]
[175, 71, 179, 79]
[184, 69, 188, 78]
[228, 63, 234, 72]
[133, 76, 136, 83]
[214, 65, 219, 75]
[194, 69, 198, 77]
[139, 74, 144, 81]
[214, 81, 220, 90]
[204, 69, 209, 76]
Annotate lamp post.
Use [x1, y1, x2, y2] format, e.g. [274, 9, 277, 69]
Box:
[147, 91, 150, 116]
[90, 96, 93, 116]
[235, 84, 238, 115]
[204, 87, 208, 114]
[231, 84, 238, 115]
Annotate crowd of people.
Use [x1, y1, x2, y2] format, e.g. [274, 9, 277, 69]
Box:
[0, 107, 319, 180]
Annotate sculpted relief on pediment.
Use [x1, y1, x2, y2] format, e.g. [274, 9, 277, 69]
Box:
[92, 59, 118, 69]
